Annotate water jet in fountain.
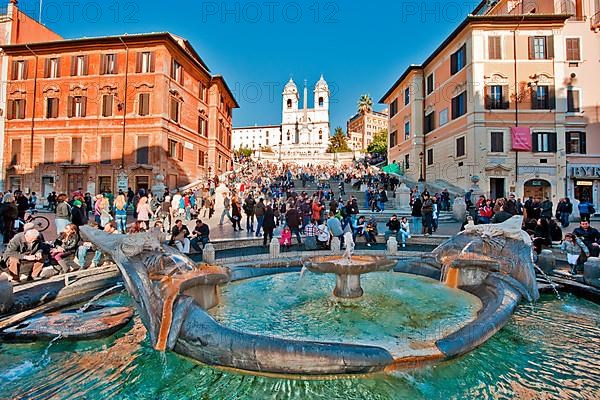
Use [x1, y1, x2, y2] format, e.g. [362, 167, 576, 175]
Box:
[303, 233, 395, 298]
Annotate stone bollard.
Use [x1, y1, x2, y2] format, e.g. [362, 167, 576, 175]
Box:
[203, 243, 216, 264]
[387, 237, 398, 255]
[331, 237, 341, 253]
[0, 275, 14, 314]
[536, 249, 556, 274]
[269, 237, 280, 258]
[583, 257, 600, 288]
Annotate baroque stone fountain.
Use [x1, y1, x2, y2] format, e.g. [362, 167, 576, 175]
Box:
[303, 232, 395, 298]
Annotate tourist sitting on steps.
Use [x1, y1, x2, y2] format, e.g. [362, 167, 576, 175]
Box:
[364, 218, 378, 247]
[317, 220, 330, 249]
[75, 222, 118, 269]
[1, 229, 46, 282]
[49, 224, 81, 274]
[169, 219, 191, 253]
[573, 220, 600, 258]
[190, 219, 210, 253]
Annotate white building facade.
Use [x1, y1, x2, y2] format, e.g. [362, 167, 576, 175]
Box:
[233, 76, 331, 161]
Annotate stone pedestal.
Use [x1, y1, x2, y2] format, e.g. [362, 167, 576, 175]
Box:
[387, 237, 398, 255]
[453, 197, 467, 222]
[334, 274, 363, 298]
[396, 183, 411, 212]
[269, 237, 280, 258]
[202, 243, 216, 264]
[583, 257, 600, 288]
[0, 276, 14, 314]
[331, 237, 341, 253]
[536, 249, 556, 274]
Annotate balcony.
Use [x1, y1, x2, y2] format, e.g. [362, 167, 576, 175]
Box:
[592, 11, 600, 32]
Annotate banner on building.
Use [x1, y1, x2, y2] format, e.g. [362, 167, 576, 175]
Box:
[511, 126, 531, 151]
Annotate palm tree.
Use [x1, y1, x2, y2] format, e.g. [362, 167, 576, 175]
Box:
[357, 94, 373, 115]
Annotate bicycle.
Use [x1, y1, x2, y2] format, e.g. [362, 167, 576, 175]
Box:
[14, 209, 51, 233]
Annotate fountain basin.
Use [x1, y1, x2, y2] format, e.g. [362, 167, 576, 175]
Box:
[303, 255, 395, 298]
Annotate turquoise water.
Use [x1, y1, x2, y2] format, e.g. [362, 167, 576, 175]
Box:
[0, 291, 599, 399]
[210, 272, 481, 355]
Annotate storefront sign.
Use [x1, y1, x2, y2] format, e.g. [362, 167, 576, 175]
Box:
[571, 166, 600, 179]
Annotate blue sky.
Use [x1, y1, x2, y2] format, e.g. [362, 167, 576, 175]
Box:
[19, 0, 480, 130]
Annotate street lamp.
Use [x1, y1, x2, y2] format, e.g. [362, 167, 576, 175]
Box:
[418, 151, 425, 182]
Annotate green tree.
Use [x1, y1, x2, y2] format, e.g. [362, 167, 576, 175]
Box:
[327, 127, 351, 153]
[357, 94, 373, 115]
[234, 147, 253, 158]
[367, 129, 388, 154]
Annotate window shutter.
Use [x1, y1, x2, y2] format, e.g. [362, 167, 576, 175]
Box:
[83, 55, 89, 75]
[22, 60, 28, 80]
[6, 99, 13, 119]
[52, 98, 59, 118]
[565, 132, 572, 153]
[580, 132, 586, 154]
[150, 52, 155, 72]
[135, 53, 142, 73]
[502, 85, 510, 109]
[528, 37, 535, 59]
[70, 56, 76, 76]
[81, 96, 87, 117]
[113, 54, 118, 74]
[572, 89, 580, 112]
[546, 35, 554, 59]
[44, 58, 50, 78]
[484, 86, 491, 109]
[573, 38, 581, 60]
[99, 55, 106, 75]
[67, 96, 73, 117]
[548, 86, 556, 109]
[10, 61, 17, 80]
[56, 58, 60, 78]
[530, 87, 538, 109]
[19, 100, 26, 119]
[532, 133, 538, 152]
[450, 53, 457, 74]
[549, 132, 557, 152]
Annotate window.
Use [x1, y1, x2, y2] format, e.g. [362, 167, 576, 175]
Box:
[98, 176, 112, 193]
[390, 99, 398, 117]
[168, 139, 183, 160]
[390, 131, 397, 147]
[450, 44, 466, 74]
[490, 131, 504, 152]
[404, 154, 410, 170]
[488, 36, 502, 59]
[136, 51, 155, 73]
[7, 99, 26, 120]
[46, 98, 59, 118]
[102, 94, 114, 117]
[451, 91, 467, 119]
[198, 116, 207, 136]
[12, 60, 27, 80]
[137, 135, 149, 164]
[319, 97, 324, 107]
[171, 59, 183, 84]
[532, 86, 555, 110]
[100, 137, 112, 164]
[426, 74, 434, 95]
[169, 98, 180, 122]
[427, 148, 433, 166]
[71, 137, 82, 164]
[198, 150, 206, 166]
[44, 58, 60, 78]
[528, 36, 553, 60]
[456, 137, 465, 158]
[100, 54, 117, 75]
[10, 139, 21, 166]
[404, 87, 410, 105]
[199, 82, 207, 102]
[424, 111, 435, 134]
[404, 121, 410, 141]
[439, 108, 449, 126]
[71, 55, 88, 76]
[566, 38, 581, 61]
[532, 132, 557, 152]
[566, 132, 586, 154]
[567, 88, 580, 112]
[68, 96, 87, 117]
[138, 93, 150, 116]
[44, 138, 54, 164]
[287, 99, 292, 108]
[486, 85, 509, 109]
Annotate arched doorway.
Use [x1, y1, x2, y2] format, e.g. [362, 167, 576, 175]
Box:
[523, 179, 552, 200]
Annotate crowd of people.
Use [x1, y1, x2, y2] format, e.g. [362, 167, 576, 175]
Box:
[0, 157, 599, 282]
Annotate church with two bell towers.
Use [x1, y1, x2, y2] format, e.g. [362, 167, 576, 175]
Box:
[232, 76, 331, 161]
